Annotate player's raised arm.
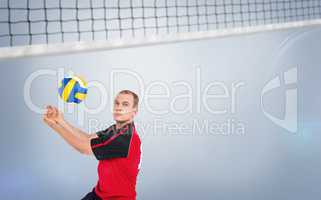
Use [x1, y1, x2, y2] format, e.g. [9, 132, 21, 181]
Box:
[43, 105, 95, 155]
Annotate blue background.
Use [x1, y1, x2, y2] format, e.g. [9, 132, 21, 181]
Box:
[1, 26, 321, 200]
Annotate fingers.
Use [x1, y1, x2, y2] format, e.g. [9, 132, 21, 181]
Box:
[43, 105, 64, 126]
[52, 106, 59, 118]
[44, 105, 58, 118]
[43, 105, 59, 128]
[45, 105, 53, 117]
[43, 115, 57, 127]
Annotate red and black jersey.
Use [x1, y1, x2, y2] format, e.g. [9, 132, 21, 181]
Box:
[90, 122, 142, 200]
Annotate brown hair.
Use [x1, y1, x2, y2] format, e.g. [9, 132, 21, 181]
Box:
[117, 90, 139, 108]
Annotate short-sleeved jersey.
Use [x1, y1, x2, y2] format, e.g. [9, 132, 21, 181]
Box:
[90, 122, 141, 200]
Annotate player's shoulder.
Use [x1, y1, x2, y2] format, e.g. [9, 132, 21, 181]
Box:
[96, 124, 114, 137]
[97, 121, 138, 137]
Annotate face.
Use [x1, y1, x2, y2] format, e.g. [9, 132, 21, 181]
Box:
[113, 93, 137, 123]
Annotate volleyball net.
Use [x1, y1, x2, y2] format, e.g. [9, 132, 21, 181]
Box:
[1, 0, 321, 58]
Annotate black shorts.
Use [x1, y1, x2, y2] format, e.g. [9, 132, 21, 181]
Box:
[81, 189, 101, 200]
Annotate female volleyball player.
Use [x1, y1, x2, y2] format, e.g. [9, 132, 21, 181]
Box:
[43, 90, 142, 200]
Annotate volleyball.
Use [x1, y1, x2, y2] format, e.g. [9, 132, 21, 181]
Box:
[58, 76, 88, 104]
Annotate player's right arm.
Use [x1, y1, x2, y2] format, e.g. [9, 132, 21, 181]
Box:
[58, 119, 98, 140]
[43, 105, 97, 154]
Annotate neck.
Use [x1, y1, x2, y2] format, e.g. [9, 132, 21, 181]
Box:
[116, 120, 133, 129]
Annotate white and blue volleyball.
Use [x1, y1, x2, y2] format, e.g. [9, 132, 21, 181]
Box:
[58, 76, 88, 104]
